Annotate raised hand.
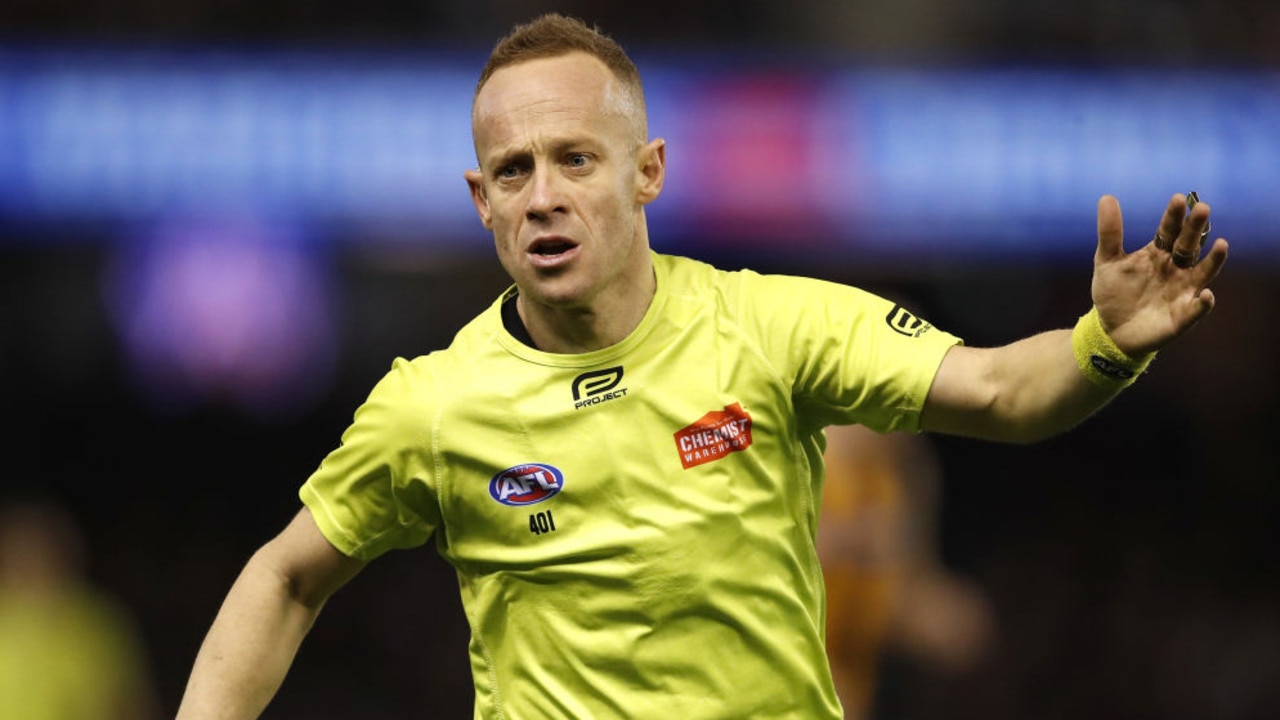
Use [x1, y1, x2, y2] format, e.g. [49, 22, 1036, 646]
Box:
[1090, 193, 1229, 356]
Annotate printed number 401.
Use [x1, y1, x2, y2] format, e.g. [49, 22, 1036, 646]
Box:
[529, 510, 557, 535]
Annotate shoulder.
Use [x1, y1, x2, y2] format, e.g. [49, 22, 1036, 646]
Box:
[657, 253, 889, 324]
[655, 252, 802, 308]
[400, 290, 511, 374]
[357, 295, 513, 417]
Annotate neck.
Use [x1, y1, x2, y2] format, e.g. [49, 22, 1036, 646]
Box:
[518, 255, 656, 354]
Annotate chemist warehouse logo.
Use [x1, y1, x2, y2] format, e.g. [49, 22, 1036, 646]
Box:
[886, 304, 934, 338]
[674, 403, 753, 470]
[571, 366, 628, 410]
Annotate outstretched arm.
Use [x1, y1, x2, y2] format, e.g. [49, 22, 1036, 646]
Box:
[921, 193, 1228, 443]
[176, 508, 365, 720]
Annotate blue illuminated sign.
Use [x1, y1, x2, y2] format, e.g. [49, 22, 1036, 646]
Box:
[1, 46, 1276, 260]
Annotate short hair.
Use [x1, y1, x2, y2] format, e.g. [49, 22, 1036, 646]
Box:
[474, 13, 646, 118]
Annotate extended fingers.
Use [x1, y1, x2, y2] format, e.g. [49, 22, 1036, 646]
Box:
[1096, 194, 1124, 261]
[1194, 236, 1229, 287]
[1102, 192, 1219, 272]
[1152, 193, 1186, 252]
[1168, 193, 1213, 268]
[1178, 237, 1228, 329]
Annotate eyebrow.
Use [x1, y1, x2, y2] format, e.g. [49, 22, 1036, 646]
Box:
[485, 136, 599, 169]
[487, 148, 531, 171]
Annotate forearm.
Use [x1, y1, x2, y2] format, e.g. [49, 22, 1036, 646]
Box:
[176, 547, 325, 720]
[992, 328, 1123, 441]
[923, 329, 1122, 444]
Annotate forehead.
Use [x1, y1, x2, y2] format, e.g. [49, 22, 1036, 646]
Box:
[472, 53, 633, 153]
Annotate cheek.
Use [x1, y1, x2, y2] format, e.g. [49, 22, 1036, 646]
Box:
[589, 181, 636, 230]
[486, 202, 522, 240]
[486, 218, 521, 274]
[491, 234, 524, 280]
[606, 196, 641, 241]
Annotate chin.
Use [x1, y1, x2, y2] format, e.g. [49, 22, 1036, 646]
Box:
[528, 287, 592, 310]
[517, 274, 591, 308]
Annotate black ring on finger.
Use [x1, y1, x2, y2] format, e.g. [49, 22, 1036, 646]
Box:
[1171, 249, 1197, 269]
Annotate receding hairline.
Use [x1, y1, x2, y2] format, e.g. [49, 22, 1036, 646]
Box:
[472, 13, 647, 123]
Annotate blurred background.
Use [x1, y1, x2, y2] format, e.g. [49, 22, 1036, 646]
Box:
[2, 1, 1278, 718]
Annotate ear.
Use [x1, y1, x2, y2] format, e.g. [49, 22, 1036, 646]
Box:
[464, 168, 493, 230]
[635, 138, 666, 205]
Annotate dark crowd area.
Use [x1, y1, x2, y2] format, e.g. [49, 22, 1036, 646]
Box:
[3, 2, 1279, 718]
[3, 0, 1279, 66]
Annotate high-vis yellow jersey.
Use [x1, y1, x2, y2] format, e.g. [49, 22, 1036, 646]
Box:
[300, 251, 962, 720]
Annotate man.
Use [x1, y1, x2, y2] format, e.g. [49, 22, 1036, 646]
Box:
[176, 13, 1227, 719]
[0, 498, 159, 720]
[818, 423, 994, 719]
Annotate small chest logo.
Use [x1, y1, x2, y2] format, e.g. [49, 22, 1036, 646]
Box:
[674, 402, 753, 470]
[571, 366, 628, 410]
[489, 463, 565, 506]
[886, 304, 934, 337]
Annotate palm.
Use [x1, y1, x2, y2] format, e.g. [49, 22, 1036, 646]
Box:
[1090, 194, 1228, 357]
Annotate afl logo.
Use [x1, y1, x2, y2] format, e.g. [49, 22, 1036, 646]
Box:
[489, 463, 565, 506]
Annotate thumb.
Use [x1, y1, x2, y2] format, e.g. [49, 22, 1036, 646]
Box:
[1096, 194, 1124, 261]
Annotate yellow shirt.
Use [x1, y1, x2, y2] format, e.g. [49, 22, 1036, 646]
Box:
[301, 252, 961, 719]
[0, 587, 149, 720]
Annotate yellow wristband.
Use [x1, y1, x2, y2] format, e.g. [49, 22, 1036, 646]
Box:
[1071, 306, 1155, 388]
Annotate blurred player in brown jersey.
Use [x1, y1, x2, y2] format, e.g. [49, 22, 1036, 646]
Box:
[819, 423, 994, 719]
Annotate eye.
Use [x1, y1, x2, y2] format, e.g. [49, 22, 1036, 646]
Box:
[497, 165, 520, 179]
[567, 153, 590, 168]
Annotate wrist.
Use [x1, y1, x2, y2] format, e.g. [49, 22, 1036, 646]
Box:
[1071, 306, 1155, 388]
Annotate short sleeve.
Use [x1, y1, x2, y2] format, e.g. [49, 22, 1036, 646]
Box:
[733, 272, 962, 433]
[300, 357, 442, 561]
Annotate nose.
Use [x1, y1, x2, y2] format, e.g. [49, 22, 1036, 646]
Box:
[525, 165, 566, 221]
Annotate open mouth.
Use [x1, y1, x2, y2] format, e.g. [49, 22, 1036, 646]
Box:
[530, 239, 576, 256]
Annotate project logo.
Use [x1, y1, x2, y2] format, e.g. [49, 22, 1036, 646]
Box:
[571, 366, 627, 410]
